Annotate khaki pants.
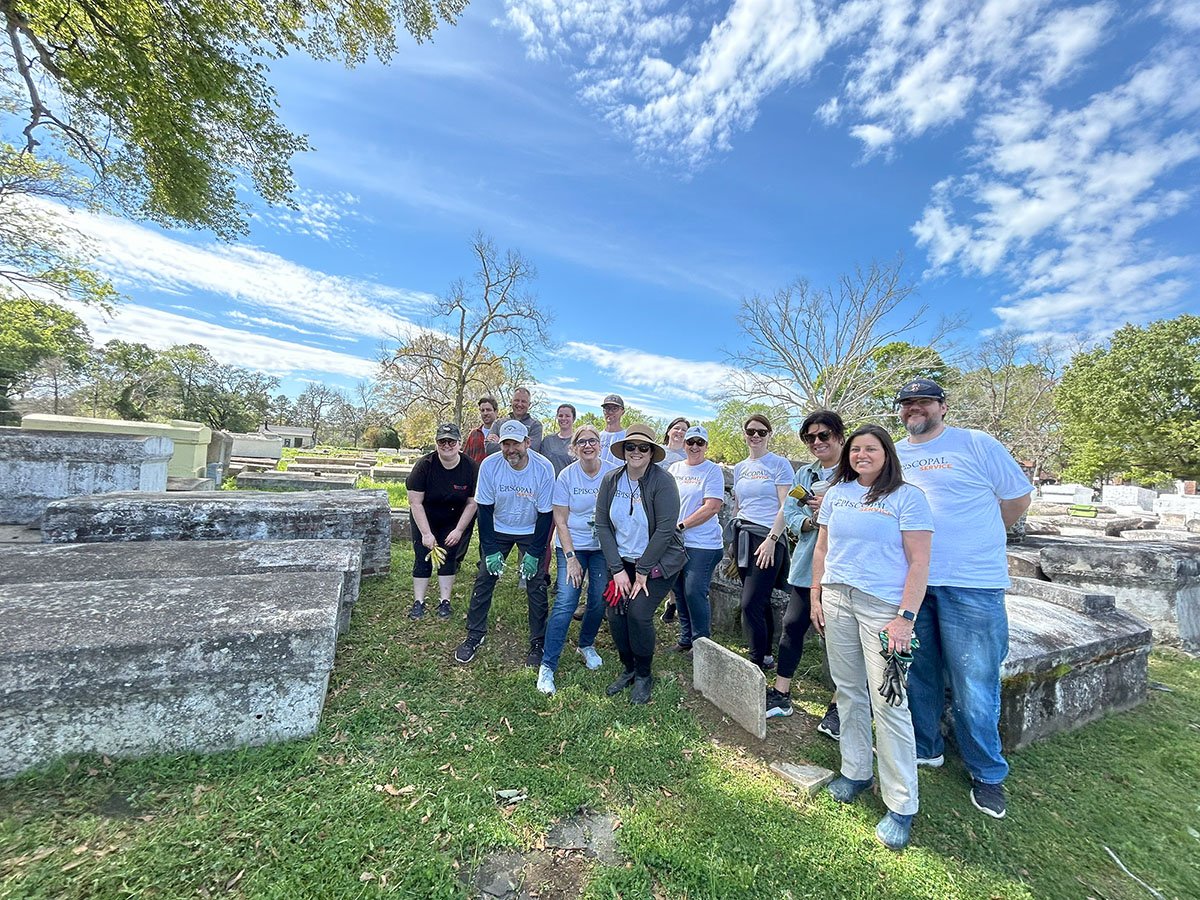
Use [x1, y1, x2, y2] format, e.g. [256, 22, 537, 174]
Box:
[823, 583, 919, 815]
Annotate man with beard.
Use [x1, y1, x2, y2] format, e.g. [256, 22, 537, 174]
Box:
[485, 387, 543, 454]
[894, 377, 1032, 821]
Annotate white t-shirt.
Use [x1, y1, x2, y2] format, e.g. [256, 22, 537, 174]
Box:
[732, 452, 794, 527]
[897, 426, 1032, 588]
[608, 469, 648, 559]
[552, 459, 617, 551]
[475, 449, 555, 536]
[599, 429, 626, 466]
[817, 480, 935, 604]
[669, 459, 725, 550]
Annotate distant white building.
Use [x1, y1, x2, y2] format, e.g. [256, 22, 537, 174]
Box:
[260, 423, 315, 449]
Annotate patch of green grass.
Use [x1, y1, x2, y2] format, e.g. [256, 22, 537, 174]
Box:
[2, 545, 1198, 898]
[355, 477, 408, 508]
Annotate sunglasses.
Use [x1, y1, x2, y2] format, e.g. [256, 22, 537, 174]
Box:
[685, 438, 707, 446]
[744, 428, 769, 437]
[624, 443, 653, 454]
[801, 429, 833, 445]
[436, 438, 458, 446]
[575, 437, 599, 447]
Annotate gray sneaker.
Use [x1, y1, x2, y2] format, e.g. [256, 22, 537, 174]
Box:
[970, 780, 1007, 819]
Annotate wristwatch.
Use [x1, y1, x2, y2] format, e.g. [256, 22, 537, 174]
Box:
[677, 522, 686, 532]
[565, 551, 576, 559]
[899, 609, 916, 622]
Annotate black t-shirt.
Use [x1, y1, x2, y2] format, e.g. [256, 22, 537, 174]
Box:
[405, 452, 478, 531]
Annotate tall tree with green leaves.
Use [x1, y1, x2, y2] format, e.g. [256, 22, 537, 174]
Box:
[0, 296, 91, 422]
[1, 0, 469, 236]
[1057, 315, 1200, 483]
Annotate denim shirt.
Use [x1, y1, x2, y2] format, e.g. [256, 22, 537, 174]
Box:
[783, 459, 824, 588]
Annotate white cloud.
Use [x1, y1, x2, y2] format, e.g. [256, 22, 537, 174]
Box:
[561, 341, 735, 401]
[250, 189, 363, 242]
[68, 303, 378, 379]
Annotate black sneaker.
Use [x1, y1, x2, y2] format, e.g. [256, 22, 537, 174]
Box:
[970, 780, 1007, 819]
[453, 635, 484, 664]
[408, 601, 426, 620]
[817, 703, 840, 740]
[525, 643, 544, 668]
[436, 600, 452, 619]
[765, 688, 793, 719]
[661, 600, 677, 623]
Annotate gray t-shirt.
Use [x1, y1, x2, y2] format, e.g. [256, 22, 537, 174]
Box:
[540, 434, 574, 475]
[485, 414, 544, 454]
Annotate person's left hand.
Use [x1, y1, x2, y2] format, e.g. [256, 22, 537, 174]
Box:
[520, 552, 540, 580]
[631, 572, 648, 598]
[754, 537, 776, 569]
[883, 617, 914, 655]
[445, 528, 463, 547]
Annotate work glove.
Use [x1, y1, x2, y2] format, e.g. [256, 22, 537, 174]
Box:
[485, 552, 505, 576]
[603, 579, 629, 614]
[428, 545, 447, 569]
[877, 633, 920, 708]
[520, 552, 540, 580]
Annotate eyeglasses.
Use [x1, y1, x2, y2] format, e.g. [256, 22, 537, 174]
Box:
[575, 437, 599, 447]
[801, 429, 833, 445]
[685, 438, 707, 447]
[436, 438, 458, 447]
[744, 428, 769, 437]
[898, 397, 939, 409]
[624, 443, 653, 454]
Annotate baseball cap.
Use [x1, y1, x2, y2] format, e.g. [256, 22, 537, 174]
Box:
[435, 422, 461, 441]
[601, 394, 625, 408]
[684, 425, 709, 443]
[895, 377, 947, 402]
[499, 419, 529, 441]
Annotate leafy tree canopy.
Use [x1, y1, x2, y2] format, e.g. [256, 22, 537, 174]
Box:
[1057, 315, 1200, 484]
[0, 296, 90, 419]
[2, 0, 468, 237]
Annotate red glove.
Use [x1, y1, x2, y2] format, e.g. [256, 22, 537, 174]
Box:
[603, 579, 622, 607]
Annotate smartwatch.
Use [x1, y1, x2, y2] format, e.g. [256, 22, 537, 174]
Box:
[899, 609, 916, 622]
[565, 551, 576, 559]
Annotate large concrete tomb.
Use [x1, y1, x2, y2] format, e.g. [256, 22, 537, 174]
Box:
[0, 539, 363, 633]
[0, 427, 172, 525]
[235, 470, 358, 491]
[0, 572, 343, 777]
[40, 490, 392, 576]
[1000, 577, 1151, 750]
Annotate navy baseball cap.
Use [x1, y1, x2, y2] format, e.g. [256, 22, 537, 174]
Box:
[895, 377, 947, 402]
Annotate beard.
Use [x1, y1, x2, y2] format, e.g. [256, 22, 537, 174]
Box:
[905, 417, 938, 436]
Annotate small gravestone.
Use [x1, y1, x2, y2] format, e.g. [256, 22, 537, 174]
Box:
[692, 637, 766, 739]
[769, 761, 835, 796]
[236, 471, 357, 491]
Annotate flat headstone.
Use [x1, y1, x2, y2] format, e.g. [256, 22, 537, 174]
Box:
[0, 539, 363, 633]
[285, 462, 368, 476]
[236, 471, 357, 491]
[692, 637, 766, 740]
[769, 761, 835, 795]
[1, 571, 343, 777]
[41, 489, 392, 576]
[166, 476, 216, 491]
[370, 465, 413, 482]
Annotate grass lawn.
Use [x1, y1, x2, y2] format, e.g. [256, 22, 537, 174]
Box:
[2, 544, 1198, 899]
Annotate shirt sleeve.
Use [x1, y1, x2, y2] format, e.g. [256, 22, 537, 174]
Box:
[773, 456, 794, 486]
[898, 485, 935, 531]
[405, 457, 428, 493]
[475, 458, 496, 506]
[552, 468, 570, 507]
[817, 484, 836, 526]
[973, 431, 1034, 501]
[537, 461, 555, 513]
[703, 465, 725, 501]
[464, 456, 478, 494]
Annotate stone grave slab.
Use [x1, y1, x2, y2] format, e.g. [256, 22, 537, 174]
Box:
[0, 539, 363, 633]
[228, 432, 283, 460]
[21, 414, 209, 479]
[1001, 577, 1152, 750]
[1036, 538, 1200, 649]
[41, 489, 392, 576]
[769, 761, 835, 796]
[1101, 485, 1157, 512]
[390, 508, 412, 542]
[206, 430, 234, 482]
[1120, 529, 1200, 543]
[285, 462, 369, 476]
[692, 637, 766, 739]
[0, 427, 172, 525]
[0, 571, 343, 777]
[236, 471, 358, 491]
[166, 476, 216, 491]
[370, 465, 414, 482]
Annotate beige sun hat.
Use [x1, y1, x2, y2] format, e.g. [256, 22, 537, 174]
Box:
[611, 422, 667, 464]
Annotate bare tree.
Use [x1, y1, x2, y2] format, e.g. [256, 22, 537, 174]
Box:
[726, 259, 957, 422]
[381, 233, 553, 428]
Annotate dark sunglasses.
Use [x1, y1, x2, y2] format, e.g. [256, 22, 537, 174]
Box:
[436, 438, 458, 446]
[685, 438, 707, 446]
[624, 442, 653, 454]
[801, 429, 833, 445]
[744, 427, 769, 437]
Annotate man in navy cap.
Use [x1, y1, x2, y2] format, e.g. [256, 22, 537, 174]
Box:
[894, 377, 1032, 820]
[455, 419, 555, 666]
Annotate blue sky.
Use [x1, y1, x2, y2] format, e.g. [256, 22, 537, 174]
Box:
[62, 0, 1200, 422]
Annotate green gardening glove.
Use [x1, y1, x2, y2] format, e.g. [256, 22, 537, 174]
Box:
[520, 552, 540, 580]
[485, 552, 505, 576]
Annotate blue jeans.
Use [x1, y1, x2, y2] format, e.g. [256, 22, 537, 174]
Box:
[670, 547, 721, 646]
[908, 585, 1010, 784]
[542, 548, 608, 671]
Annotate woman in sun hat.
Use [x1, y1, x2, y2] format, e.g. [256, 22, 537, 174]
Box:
[594, 423, 685, 704]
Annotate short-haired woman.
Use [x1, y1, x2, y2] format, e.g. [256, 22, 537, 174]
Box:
[595, 424, 685, 704]
[730, 413, 794, 671]
[811, 424, 933, 851]
[405, 423, 479, 620]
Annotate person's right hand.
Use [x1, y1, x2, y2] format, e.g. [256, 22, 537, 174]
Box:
[810, 590, 825, 635]
[485, 431, 499, 443]
[611, 568, 632, 598]
[567, 557, 583, 588]
[806, 494, 824, 512]
[422, 532, 437, 551]
[485, 552, 505, 576]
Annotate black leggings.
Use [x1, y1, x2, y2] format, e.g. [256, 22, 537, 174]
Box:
[607, 561, 672, 677]
[776, 586, 812, 679]
[739, 532, 784, 664]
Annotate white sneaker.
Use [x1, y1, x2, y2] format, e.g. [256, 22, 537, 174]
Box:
[536, 664, 556, 695]
[577, 646, 603, 670]
[916, 754, 944, 768]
